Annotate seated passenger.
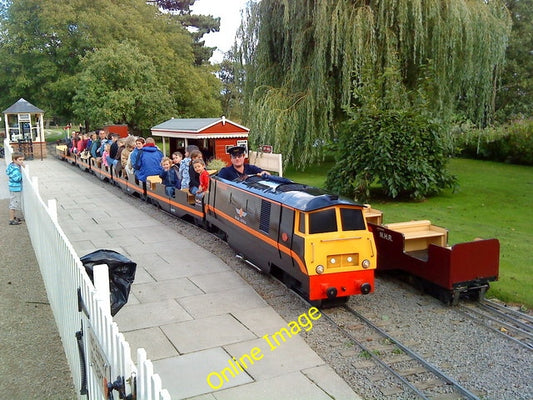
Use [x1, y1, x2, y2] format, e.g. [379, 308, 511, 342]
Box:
[120, 137, 136, 176]
[179, 145, 199, 190]
[218, 146, 270, 181]
[134, 137, 163, 182]
[76, 133, 89, 155]
[191, 158, 209, 200]
[101, 143, 111, 167]
[187, 149, 203, 194]
[171, 151, 183, 189]
[127, 137, 145, 175]
[159, 157, 179, 197]
[105, 133, 120, 167]
[89, 131, 101, 158]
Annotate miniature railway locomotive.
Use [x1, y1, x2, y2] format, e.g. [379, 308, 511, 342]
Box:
[55, 146, 377, 306]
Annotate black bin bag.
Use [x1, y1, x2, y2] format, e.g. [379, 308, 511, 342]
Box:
[80, 249, 137, 316]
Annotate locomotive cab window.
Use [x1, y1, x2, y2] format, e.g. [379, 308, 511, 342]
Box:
[308, 208, 337, 234]
[340, 208, 366, 231]
[298, 212, 305, 234]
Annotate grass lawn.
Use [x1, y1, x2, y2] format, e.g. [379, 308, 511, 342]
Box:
[285, 158, 533, 309]
[44, 128, 68, 143]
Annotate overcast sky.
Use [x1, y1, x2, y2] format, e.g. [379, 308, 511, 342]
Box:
[190, 0, 250, 63]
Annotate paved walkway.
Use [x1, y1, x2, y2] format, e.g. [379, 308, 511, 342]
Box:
[24, 157, 361, 400]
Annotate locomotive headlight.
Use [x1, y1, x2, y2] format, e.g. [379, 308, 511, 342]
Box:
[347, 256, 353, 263]
[316, 265, 325, 274]
[362, 259, 371, 269]
[330, 258, 336, 264]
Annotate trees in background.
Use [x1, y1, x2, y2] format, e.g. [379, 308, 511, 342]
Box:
[496, 0, 533, 122]
[230, 0, 512, 200]
[236, 0, 512, 168]
[0, 0, 222, 132]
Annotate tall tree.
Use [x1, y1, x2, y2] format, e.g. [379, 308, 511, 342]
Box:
[0, 0, 222, 127]
[148, 0, 221, 65]
[237, 0, 511, 166]
[495, 0, 533, 121]
[72, 42, 177, 133]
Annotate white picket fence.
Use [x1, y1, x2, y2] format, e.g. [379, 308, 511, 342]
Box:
[4, 139, 171, 400]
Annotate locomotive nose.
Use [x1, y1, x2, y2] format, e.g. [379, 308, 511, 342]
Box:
[360, 283, 371, 294]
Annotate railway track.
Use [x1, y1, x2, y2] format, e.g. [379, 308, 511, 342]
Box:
[322, 304, 481, 400]
[458, 299, 533, 351]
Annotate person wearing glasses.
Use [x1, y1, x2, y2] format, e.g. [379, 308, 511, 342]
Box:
[217, 146, 270, 181]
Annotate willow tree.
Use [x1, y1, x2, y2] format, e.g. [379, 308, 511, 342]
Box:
[237, 0, 511, 166]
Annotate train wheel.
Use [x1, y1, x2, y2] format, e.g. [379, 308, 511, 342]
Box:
[438, 290, 453, 306]
[450, 290, 460, 306]
[471, 286, 488, 302]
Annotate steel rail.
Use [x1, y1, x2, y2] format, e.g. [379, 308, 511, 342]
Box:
[341, 305, 481, 400]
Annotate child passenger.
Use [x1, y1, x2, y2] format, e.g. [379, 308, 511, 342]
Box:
[159, 157, 179, 197]
[187, 149, 203, 194]
[179, 145, 199, 190]
[101, 143, 111, 167]
[191, 158, 209, 200]
[171, 151, 183, 189]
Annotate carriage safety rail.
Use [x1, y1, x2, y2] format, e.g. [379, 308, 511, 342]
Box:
[4, 143, 171, 400]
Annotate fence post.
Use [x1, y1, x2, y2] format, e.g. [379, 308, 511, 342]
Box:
[93, 264, 111, 317]
[47, 199, 58, 223]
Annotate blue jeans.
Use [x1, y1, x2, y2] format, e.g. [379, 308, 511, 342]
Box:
[165, 186, 175, 197]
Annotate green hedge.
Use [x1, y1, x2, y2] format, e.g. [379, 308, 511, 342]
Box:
[454, 119, 533, 165]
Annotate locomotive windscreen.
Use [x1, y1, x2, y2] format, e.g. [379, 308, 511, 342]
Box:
[340, 208, 366, 231]
[309, 208, 337, 234]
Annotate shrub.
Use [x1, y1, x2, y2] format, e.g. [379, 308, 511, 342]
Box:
[453, 119, 533, 165]
[326, 108, 457, 201]
[206, 158, 227, 171]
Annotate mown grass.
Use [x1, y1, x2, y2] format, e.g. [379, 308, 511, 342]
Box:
[44, 128, 68, 142]
[285, 158, 533, 309]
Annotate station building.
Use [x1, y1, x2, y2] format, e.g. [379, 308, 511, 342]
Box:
[151, 117, 249, 165]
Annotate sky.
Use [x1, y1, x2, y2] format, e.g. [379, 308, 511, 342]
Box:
[190, 0, 249, 63]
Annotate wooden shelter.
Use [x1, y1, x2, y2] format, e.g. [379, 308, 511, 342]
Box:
[151, 117, 249, 164]
[3, 98, 46, 159]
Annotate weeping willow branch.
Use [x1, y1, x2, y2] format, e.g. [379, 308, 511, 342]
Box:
[237, 0, 511, 167]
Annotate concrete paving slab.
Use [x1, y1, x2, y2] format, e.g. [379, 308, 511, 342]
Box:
[161, 314, 256, 353]
[187, 394, 216, 400]
[121, 225, 180, 244]
[123, 327, 178, 362]
[302, 364, 363, 400]
[177, 287, 267, 319]
[132, 278, 204, 302]
[231, 306, 289, 337]
[114, 299, 192, 331]
[132, 266, 157, 284]
[223, 336, 324, 381]
[213, 371, 332, 400]
[188, 271, 249, 294]
[146, 257, 230, 281]
[153, 347, 253, 399]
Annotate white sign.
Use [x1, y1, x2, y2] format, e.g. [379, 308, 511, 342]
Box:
[17, 113, 31, 123]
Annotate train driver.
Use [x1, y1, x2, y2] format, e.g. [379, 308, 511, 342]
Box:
[218, 146, 271, 181]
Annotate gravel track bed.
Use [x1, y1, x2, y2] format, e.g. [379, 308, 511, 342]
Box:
[61, 159, 533, 400]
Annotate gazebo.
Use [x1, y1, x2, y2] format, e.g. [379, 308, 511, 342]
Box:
[151, 117, 249, 164]
[3, 98, 46, 159]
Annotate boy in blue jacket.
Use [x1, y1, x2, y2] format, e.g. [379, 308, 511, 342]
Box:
[6, 152, 25, 225]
